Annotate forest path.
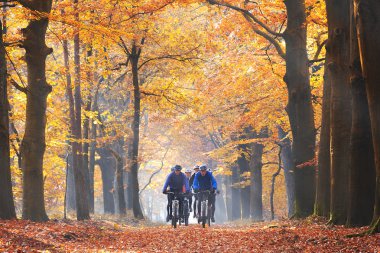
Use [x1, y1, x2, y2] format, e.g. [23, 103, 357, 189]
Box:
[0, 219, 379, 252]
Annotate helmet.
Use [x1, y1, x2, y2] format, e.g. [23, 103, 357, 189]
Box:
[174, 165, 182, 171]
[171, 166, 175, 172]
[193, 165, 200, 170]
[185, 168, 192, 173]
[200, 165, 207, 171]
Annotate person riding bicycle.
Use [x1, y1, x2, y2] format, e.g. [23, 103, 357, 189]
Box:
[193, 164, 217, 222]
[190, 165, 200, 217]
[162, 165, 189, 222]
[184, 168, 193, 212]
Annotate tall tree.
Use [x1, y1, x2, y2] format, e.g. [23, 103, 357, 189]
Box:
[346, 3, 375, 227]
[20, 0, 52, 221]
[354, 0, 380, 233]
[278, 126, 295, 217]
[325, 0, 352, 225]
[128, 41, 144, 219]
[0, 18, 16, 220]
[208, 0, 316, 217]
[314, 59, 331, 218]
[72, 0, 90, 220]
[249, 132, 266, 221]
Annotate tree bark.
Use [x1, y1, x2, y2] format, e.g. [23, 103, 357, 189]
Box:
[0, 19, 16, 220]
[277, 126, 295, 217]
[346, 5, 375, 227]
[129, 43, 144, 219]
[354, 0, 380, 233]
[325, 0, 352, 225]
[20, 0, 52, 221]
[314, 59, 331, 218]
[283, 0, 316, 217]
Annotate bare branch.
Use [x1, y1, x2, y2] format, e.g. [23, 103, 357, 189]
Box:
[208, 0, 284, 37]
[9, 77, 27, 93]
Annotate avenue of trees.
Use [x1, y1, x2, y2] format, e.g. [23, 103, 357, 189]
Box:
[0, 0, 379, 234]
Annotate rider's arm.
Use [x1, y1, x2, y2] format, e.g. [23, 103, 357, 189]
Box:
[211, 173, 217, 190]
[162, 174, 171, 193]
[192, 173, 199, 191]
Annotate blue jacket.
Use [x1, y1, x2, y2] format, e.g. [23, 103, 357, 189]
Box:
[162, 172, 190, 193]
[193, 171, 217, 191]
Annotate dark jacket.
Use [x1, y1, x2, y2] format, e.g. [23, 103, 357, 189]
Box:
[162, 172, 189, 193]
[193, 171, 217, 191]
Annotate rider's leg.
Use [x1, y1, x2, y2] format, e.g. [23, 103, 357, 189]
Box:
[210, 193, 216, 222]
[167, 194, 172, 221]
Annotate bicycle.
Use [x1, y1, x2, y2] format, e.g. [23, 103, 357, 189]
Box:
[165, 192, 189, 228]
[196, 190, 214, 228]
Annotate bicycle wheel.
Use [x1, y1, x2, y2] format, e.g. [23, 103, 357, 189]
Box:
[183, 200, 189, 226]
[201, 200, 207, 228]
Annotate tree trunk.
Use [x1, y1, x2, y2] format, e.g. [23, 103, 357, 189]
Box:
[72, 0, 90, 220]
[0, 20, 16, 220]
[97, 148, 115, 214]
[346, 5, 375, 227]
[283, 0, 316, 218]
[111, 150, 126, 215]
[277, 126, 295, 217]
[66, 154, 76, 211]
[20, 0, 52, 221]
[129, 44, 144, 219]
[325, 0, 352, 225]
[250, 141, 264, 221]
[231, 165, 241, 220]
[354, 0, 380, 233]
[236, 127, 255, 219]
[270, 146, 282, 220]
[62, 35, 77, 214]
[89, 103, 97, 213]
[83, 98, 91, 211]
[314, 59, 331, 218]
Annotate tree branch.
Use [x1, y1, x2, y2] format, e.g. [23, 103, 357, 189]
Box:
[9, 77, 27, 93]
[208, 0, 284, 37]
[139, 146, 170, 194]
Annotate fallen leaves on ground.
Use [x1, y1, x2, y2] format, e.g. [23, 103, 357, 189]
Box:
[0, 219, 379, 252]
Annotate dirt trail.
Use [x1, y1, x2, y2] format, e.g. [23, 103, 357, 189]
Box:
[0, 220, 379, 252]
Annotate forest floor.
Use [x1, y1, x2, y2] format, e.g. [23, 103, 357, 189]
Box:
[0, 217, 379, 252]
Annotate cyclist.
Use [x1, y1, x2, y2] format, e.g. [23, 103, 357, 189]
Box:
[193, 164, 217, 222]
[184, 168, 193, 212]
[190, 165, 200, 217]
[162, 165, 189, 222]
